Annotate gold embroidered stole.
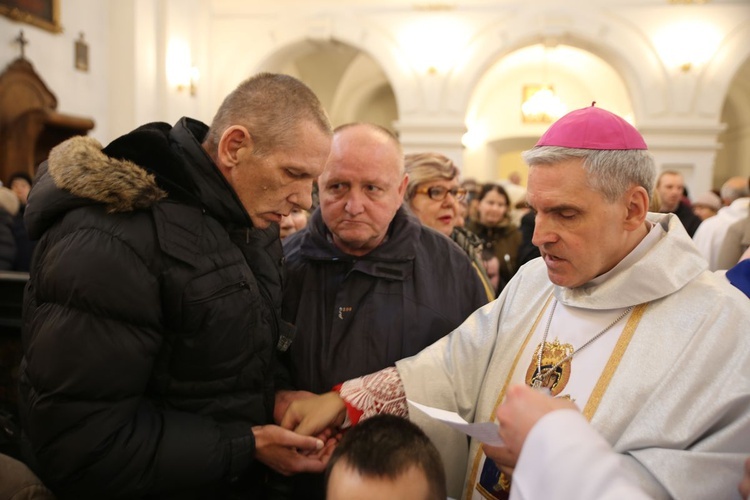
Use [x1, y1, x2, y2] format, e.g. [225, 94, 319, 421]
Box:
[463, 298, 649, 500]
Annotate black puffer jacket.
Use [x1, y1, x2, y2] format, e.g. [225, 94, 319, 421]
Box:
[19, 119, 286, 498]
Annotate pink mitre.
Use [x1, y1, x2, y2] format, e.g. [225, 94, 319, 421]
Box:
[535, 102, 648, 150]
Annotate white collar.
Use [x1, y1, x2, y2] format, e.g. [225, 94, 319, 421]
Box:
[587, 221, 664, 288]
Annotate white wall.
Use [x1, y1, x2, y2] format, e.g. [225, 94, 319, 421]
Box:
[0, 0, 111, 144]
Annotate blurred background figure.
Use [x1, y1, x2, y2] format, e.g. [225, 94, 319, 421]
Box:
[8, 172, 32, 209]
[656, 170, 702, 236]
[692, 191, 722, 221]
[649, 188, 662, 213]
[7, 172, 36, 271]
[716, 200, 750, 271]
[517, 209, 541, 268]
[280, 207, 310, 240]
[466, 183, 521, 293]
[480, 248, 500, 296]
[498, 181, 529, 227]
[455, 198, 469, 228]
[507, 171, 522, 185]
[460, 178, 481, 224]
[404, 152, 495, 299]
[0, 187, 19, 270]
[694, 175, 750, 271]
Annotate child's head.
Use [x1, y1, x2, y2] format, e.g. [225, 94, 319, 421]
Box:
[325, 415, 446, 500]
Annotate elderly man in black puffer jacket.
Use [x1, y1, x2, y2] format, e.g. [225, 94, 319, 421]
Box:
[17, 73, 332, 499]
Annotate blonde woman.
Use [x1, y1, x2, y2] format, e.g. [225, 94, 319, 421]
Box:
[404, 152, 495, 300]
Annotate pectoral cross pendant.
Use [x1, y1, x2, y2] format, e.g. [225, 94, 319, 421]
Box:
[530, 373, 552, 396]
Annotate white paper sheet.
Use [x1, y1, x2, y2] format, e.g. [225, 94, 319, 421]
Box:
[407, 399, 504, 446]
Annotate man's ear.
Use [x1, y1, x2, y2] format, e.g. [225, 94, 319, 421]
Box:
[216, 126, 253, 171]
[397, 173, 409, 202]
[623, 185, 649, 231]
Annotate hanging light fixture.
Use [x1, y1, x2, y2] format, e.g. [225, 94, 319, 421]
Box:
[521, 45, 567, 123]
[522, 84, 567, 123]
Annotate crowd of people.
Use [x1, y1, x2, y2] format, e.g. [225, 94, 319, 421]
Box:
[2, 72, 749, 500]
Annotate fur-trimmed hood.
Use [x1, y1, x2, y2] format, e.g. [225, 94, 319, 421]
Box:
[47, 135, 167, 213]
[25, 118, 252, 239]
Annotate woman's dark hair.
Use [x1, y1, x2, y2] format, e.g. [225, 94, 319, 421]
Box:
[477, 183, 510, 205]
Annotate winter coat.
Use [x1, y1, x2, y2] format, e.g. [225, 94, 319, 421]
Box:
[19, 118, 286, 499]
[467, 218, 522, 288]
[281, 207, 489, 394]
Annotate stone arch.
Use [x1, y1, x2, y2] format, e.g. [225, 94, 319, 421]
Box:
[445, 7, 667, 122]
[697, 24, 750, 117]
[246, 17, 421, 118]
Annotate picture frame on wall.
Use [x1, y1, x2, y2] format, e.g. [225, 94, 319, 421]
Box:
[0, 0, 62, 34]
[75, 32, 88, 72]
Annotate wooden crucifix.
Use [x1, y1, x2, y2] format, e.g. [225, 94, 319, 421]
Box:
[14, 30, 29, 59]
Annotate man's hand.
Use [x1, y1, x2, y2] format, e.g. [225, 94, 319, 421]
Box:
[483, 384, 579, 477]
[252, 424, 330, 476]
[739, 456, 750, 500]
[274, 389, 317, 425]
[280, 391, 346, 436]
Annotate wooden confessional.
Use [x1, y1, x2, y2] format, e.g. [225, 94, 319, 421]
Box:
[0, 56, 95, 185]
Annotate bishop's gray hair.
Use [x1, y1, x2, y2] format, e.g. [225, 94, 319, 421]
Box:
[522, 146, 656, 203]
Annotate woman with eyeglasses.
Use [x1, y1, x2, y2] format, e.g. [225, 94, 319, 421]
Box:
[467, 183, 522, 292]
[404, 153, 496, 300]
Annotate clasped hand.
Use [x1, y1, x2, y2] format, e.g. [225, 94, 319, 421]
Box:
[254, 390, 347, 476]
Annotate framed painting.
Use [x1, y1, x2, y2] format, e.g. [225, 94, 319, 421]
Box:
[0, 0, 62, 33]
[74, 32, 88, 71]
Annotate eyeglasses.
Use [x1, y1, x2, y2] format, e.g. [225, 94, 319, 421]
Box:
[414, 186, 467, 202]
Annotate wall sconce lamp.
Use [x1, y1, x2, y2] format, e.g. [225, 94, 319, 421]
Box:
[167, 38, 199, 96]
[179, 66, 200, 96]
[653, 21, 721, 73]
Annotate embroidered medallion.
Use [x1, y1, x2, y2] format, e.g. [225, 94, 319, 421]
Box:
[525, 339, 574, 396]
[467, 300, 648, 500]
[476, 339, 574, 499]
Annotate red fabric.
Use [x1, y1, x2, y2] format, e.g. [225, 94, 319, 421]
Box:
[333, 367, 409, 426]
[333, 383, 364, 426]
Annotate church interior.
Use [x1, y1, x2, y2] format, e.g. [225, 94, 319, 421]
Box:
[1, 2, 750, 497]
[0, 0, 748, 196]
